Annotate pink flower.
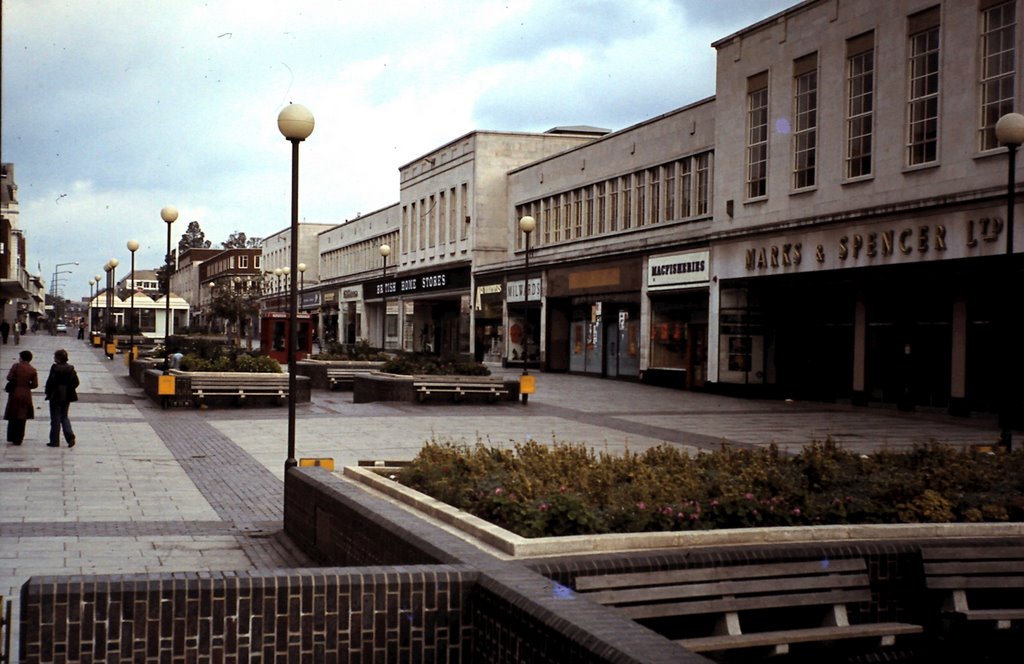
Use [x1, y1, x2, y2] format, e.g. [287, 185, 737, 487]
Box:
[494, 487, 504, 496]
[538, 502, 549, 512]
[690, 512, 700, 521]
[710, 500, 720, 509]
[744, 492, 755, 501]
[791, 507, 802, 517]
[661, 506, 674, 516]
[636, 501, 647, 511]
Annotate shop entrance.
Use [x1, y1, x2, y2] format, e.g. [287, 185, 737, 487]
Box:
[604, 310, 640, 379]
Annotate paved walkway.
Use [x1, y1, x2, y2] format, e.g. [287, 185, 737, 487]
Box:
[0, 333, 1012, 656]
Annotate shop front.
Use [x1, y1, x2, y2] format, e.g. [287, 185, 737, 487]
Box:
[366, 266, 472, 358]
[505, 276, 541, 368]
[546, 258, 642, 379]
[474, 278, 505, 363]
[300, 291, 321, 348]
[710, 205, 1021, 418]
[645, 249, 710, 390]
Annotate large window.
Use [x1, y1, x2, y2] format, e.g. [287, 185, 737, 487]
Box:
[907, 7, 940, 166]
[846, 32, 875, 179]
[793, 53, 818, 189]
[979, 0, 1016, 151]
[621, 174, 632, 229]
[664, 162, 676, 220]
[695, 153, 710, 216]
[746, 72, 769, 199]
[648, 167, 660, 224]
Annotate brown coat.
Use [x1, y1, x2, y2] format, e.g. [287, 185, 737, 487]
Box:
[4, 360, 38, 420]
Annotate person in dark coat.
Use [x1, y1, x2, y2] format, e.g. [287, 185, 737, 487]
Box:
[4, 350, 38, 445]
[44, 348, 80, 448]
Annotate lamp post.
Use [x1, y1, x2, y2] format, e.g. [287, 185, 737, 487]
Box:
[379, 244, 390, 350]
[104, 258, 119, 358]
[161, 205, 178, 343]
[274, 267, 283, 298]
[93, 274, 102, 334]
[994, 112, 1024, 450]
[518, 215, 536, 405]
[278, 102, 315, 472]
[51, 261, 79, 328]
[87, 278, 95, 333]
[126, 240, 139, 362]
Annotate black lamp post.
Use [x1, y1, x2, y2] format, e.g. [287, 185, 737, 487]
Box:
[93, 274, 101, 334]
[995, 112, 1024, 450]
[518, 215, 536, 405]
[161, 205, 178, 343]
[126, 240, 139, 363]
[87, 278, 96, 336]
[379, 244, 391, 350]
[278, 102, 315, 472]
[104, 258, 118, 359]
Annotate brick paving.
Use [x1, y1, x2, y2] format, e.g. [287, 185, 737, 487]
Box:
[1, 332, 1015, 657]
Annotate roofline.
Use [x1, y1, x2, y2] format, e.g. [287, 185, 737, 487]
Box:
[711, 0, 818, 49]
[397, 128, 612, 171]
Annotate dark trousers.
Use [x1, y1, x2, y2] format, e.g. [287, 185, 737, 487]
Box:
[49, 401, 75, 445]
[6, 418, 26, 444]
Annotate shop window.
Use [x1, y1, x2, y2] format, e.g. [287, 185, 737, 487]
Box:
[746, 71, 769, 199]
[793, 52, 818, 190]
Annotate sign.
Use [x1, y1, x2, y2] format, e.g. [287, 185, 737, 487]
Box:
[647, 250, 710, 289]
[157, 375, 176, 396]
[299, 458, 335, 470]
[368, 267, 470, 298]
[507, 278, 542, 303]
[301, 292, 321, 309]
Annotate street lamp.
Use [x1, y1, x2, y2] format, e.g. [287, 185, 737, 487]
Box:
[518, 215, 536, 405]
[87, 278, 96, 337]
[104, 258, 119, 358]
[94, 273, 102, 334]
[379, 244, 391, 349]
[161, 205, 178, 343]
[126, 240, 139, 362]
[51, 261, 79, 327]
[278, 102, 315, 472]
[274, 267, 283, 297]
[994, 112, 1024, 450]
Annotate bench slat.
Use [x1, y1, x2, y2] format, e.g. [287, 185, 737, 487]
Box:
[576, 559, 865, 592]
[960, 608, 1024, 621]
[586, 573, 869, 606]
[922, 547, 1024, 560]
[679, 622, 923, 653]
[927, 576, 1024, 590]
[620, 588, 869, 620]
[924, 561, 1024, 576]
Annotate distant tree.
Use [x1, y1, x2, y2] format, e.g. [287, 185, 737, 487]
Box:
[222, 231, 248, 249]
[177, 221, 211, 254]
[246, 236, 262, 248]
[208, 275, 268, 348]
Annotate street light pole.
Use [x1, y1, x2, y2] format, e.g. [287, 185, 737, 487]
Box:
[518, 215, 536, 405]
[161, 205, 178, 344]
[126, 240, 139, 363]
[278, 102, 315, 472]
[995, 112, 1024, 450]
[93, 274, 102, 335]
[104, 259, 118, 358]
[379, 244, 390, 350]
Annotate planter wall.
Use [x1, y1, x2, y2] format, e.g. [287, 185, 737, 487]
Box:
[352, 373, 520, 403]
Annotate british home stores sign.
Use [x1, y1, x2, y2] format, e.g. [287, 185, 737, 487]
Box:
[718, 208, 1015, 279]
[647, 250, 710, 290]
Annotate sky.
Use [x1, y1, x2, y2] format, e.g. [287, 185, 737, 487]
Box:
[2, 0, 795, 301]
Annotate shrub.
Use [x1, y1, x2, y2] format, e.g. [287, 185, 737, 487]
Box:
[382, 353, 491, 376]
[316, 339, 388, 361]
[396, 439, 1024, 538]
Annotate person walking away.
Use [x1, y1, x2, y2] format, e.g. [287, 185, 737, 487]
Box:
[4, 350, 38, 445]
[45, 348, 79, 448]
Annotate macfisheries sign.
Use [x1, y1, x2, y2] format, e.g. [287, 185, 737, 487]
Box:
[647, 250, 710, 290]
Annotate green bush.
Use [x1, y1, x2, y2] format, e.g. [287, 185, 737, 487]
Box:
[179, 351, 281, 373]
[382, 353, 491, 376]
[315, 339, 388, 361]
[396, 438, 1024, 538]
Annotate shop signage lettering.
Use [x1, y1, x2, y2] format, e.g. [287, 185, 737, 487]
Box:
[648, 250, 711, 288]
[342, 288, 359, 299]
[373, 270, 459, 296]
[743, 217, 1010, 273]
[475, 283, 502, 309]
[507, 278, 541, 303]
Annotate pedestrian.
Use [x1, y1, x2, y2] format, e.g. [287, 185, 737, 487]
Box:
[44, 348, 79, 448]
[0, 319, 9, 344]
[4, 350, 38, 445]
[77, 320, 86, 340]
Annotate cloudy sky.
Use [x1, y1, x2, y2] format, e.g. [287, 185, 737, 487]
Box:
[3, 0, 794, 300]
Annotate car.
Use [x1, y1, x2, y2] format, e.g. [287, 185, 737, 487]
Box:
[55, 323, 68, 334]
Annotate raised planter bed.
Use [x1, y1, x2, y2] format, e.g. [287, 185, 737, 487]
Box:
[295, 359, 386, 390]
[353, 372, 520, 403]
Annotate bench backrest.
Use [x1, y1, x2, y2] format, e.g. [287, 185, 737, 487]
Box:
[576, 558, 872, 620]
[922, 546, 1024, 591]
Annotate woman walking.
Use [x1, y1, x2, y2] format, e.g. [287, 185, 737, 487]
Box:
[45, 348, 79, 448]
[4, 350, 38, 445]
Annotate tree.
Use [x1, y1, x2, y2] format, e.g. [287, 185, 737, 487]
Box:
[208, 275, 268, 349]
[222, 231, 248, 249]
[177, 220, 211, 254]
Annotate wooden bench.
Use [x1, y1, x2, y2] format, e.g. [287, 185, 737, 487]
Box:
[923, 546, 1024, 630]
[183, 372, 289, 406]
[576, 559, 922, 656]
[413, 379, 509, 402]
[327, 366, 381, 390]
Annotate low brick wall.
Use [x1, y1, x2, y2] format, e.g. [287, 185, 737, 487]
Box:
[20, 567, 476, 663]
[352, 373, 520, 403]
